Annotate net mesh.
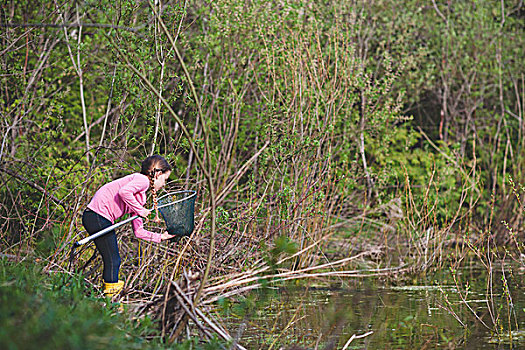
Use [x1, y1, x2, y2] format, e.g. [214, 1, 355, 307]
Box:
[157, 191, 196, 242]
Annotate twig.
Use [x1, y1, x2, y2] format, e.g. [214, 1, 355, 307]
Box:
[0, 166, 68, 211]
[431, 0, 448, 24]
[341, 331, 373, 350]
[0, 22, 143, 34]
[99, 66, 117, 148]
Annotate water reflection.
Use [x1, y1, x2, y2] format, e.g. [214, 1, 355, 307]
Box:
[222, 263, 524, 349]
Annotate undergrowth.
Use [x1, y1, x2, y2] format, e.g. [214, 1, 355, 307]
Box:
[0, 258, 226, 349]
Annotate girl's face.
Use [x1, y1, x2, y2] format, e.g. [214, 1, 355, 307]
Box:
[153, 170, 171, 191]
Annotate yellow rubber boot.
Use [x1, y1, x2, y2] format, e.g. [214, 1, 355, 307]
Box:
[103, 280, 124, 298]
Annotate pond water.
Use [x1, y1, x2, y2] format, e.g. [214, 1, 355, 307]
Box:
[222, 261, 525, 349]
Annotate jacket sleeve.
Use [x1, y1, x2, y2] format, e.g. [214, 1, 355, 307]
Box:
[131, 218, 163, 243]
[118, 174, 150, 218]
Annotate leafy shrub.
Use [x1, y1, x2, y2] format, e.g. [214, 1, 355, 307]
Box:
[0, 259, 224, 350]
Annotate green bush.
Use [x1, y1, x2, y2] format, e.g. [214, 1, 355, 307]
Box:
[0, 259, 225, 350]
[0, 260, 140, 349]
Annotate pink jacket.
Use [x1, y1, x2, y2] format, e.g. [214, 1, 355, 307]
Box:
[87, 173, 162, 243]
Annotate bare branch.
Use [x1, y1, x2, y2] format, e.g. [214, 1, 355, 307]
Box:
[1, 22, 143, 34]
[0, 166, 69, 211]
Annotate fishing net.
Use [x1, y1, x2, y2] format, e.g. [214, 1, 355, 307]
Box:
[157, 190, 196, 242]
[69, 190, 197, 271]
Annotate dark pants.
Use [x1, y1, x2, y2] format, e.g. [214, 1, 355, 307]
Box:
[82, 209, 121, 283]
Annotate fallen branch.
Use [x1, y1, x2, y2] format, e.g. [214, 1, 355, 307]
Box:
[202, 265, 410, 304]
[341, 331, 374, 350]
[169, 281, 248, 350]
[204, 250, 389, 295]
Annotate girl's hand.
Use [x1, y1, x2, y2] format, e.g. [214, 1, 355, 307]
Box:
[160, 231, 175, 241]
[141, 209, 151, 224]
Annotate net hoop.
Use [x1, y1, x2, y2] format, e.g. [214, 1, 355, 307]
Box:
[157, 190, 197, 209]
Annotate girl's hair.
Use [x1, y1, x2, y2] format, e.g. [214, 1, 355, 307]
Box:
[141, 155, 172, 220]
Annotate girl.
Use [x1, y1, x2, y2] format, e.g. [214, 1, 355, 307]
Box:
[82, 155, 174, 297]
